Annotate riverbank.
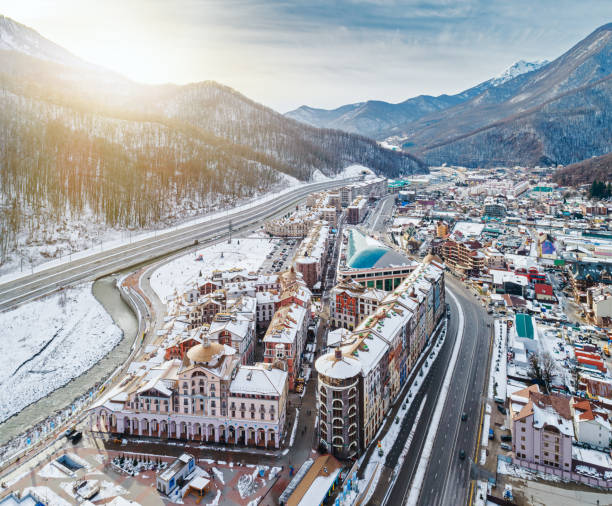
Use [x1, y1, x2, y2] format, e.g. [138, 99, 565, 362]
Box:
[0, 276, 138, 450]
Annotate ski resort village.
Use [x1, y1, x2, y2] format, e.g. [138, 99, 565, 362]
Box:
[2, 165, 612, 506]
[1, 10, 612, 506]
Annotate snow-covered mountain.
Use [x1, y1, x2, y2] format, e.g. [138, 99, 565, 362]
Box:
[0, 14, 90, 68]
[285, 59, 549, 139]
[487, 59, 549, 87]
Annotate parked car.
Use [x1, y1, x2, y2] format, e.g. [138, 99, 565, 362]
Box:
[500, 443, 512, 451]
[70, 431, 82, 444]
[64, 428, 75, 438]
[501, 435, 512, 442]
[497, 405, 507, 415]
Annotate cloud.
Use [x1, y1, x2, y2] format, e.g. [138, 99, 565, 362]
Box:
[3, 0, 612, 111]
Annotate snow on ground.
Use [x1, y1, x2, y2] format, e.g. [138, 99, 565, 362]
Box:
[23, 486, 71, 506]
[336, 164, 374, 179]
[151, 237, 277, 302]
[310, 169, 330, 182]
[288, 408, 300, 447]
[38, 462, 69, 479]
[497, 458, 562, 483]
[237, 467, 264, 499]
[481, 414, 491, 448]
[0, 283, 122, 423]
[489, 320, 507, 400]
[0, 176, 337, 284]
[206, 490, 222, 506]
[211, 467, 225, 485]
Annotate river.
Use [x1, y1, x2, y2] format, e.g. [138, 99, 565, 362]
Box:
[0, 275, 138, 446]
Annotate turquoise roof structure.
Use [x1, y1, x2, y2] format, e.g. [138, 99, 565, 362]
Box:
[346, 229, 411, 269]
[515, 313, 535, 340]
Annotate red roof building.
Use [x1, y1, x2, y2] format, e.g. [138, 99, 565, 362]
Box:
[534, 283, 555, 302]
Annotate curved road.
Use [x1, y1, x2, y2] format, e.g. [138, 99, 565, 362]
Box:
[0, 179, 353, 311]
[379, 276, 491, 506]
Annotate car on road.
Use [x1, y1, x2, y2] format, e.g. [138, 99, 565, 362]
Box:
[461, 412, 467, 421]
[459, 449, 466, 460]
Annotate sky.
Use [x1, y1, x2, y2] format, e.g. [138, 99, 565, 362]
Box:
[3, 1, 611, 112]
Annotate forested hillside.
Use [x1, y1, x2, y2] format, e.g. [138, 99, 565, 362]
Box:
[553, 153, 612, 186]
[0, 17, 426, 272]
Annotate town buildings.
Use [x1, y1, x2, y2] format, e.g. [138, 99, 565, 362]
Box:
[89, 264, 311, 449]
[512, 391, 574, 472]
[347, 196, 367, 224]
[315, 256, 445, 459]
[330, 277, 387, 330]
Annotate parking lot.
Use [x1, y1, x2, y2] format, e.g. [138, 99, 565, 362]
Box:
[257, 236, 300, 274]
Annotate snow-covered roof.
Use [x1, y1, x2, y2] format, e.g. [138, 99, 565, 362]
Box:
[315, 354, 361, 380]
[230, 365, 287, 396]
[531, 400, 574, 437]
[451, 221, 485, 239]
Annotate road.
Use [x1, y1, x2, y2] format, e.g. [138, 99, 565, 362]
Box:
[0, 179, 353, 311]
[418, 276, 492, 506]
[379, 275, 491, 506]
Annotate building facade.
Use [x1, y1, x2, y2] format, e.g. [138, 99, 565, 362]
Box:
[90, 341, 288, 448]
[315, 256, 445, 459]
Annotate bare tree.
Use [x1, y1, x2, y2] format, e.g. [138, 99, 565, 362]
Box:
[528, 352, 557, 394]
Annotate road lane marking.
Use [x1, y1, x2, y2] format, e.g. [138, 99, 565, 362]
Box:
[405, 288, 465, 506]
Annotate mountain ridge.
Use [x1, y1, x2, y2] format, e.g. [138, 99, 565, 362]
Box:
[285, 60, 549, 138]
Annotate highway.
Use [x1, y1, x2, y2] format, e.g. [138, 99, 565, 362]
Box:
[378, 276, 491, 506]
[0, 179, 352, 311]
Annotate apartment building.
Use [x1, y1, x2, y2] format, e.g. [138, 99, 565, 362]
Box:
[294, 221, 331, 289]
[347, 196, 367, 224]
[512, 391, 574, 472]
[315, 256, 445, 459]
[441, 239, 485, 276]
[330, 277, 386, 330]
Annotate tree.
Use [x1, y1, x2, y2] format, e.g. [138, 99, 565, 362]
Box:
[528, 352, 557, 394]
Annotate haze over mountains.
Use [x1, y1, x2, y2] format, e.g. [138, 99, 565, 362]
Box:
[0, 15, 424, 267]
[287, 24, 612, 169]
